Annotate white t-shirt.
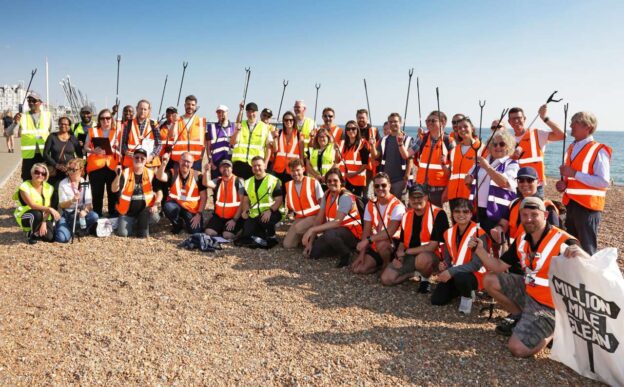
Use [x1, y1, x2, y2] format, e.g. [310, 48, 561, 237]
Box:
[364, 200, 406, 222]
[58, 177, 93, 211]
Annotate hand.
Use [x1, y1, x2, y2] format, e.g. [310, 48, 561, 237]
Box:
[438, 261, 448, 272]
[538, 104, 548, 120]
[37, 221, 47, 237]
[560, 165, 576, 178]
[490, 226, 503, 244]
[225, 219, 236, 231]
[437, 270, 451, 283]
[239, 100, 245, 110]
[190, 213, 201, 229]
[79, 209, 88, 218]
[112, 104, 119, 115]
[397, 132, 404, 145]
[464, 175, 474, 185]
[468, 235, 484, 251]
[563, 244, 591, 259]
[148, 205, 159, 214]
[511, 146, 523, 159]
[57, 164, 67, 173]
[14, 113, 22, 123]
[50, 208, 61, 221]
[477, 156, 491, 170]
[161, 152, 170, 165]
[261, 211, 271, 223]
[303, 244, 312, 258]
[555, 179, 567, 193]
[356, 239, 369, 253]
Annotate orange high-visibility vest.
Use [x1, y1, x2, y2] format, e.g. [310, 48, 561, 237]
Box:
[562, 140, 612, 211]
[321, 124, 343, 144]
[444, 221, 487, 289]
[168, 169, 202, 214]
[116, 167, 155, 215]
[516, 128, 545, 182]
[285, 176, 321, 218]
[123, 119, 157, 167]
[340, 140, 367, 187]
[401, 203, 442, 255]
[324, 190, 362, 238]
[416, 134, 450, 187]
[86, 126, 121, 173]
[171, 115, 206, 162]
[516, 226, 575, 308]
[214, 176, 241, 219]
[448, 140, 481, 200]
[367, 195, 404, 239]
[272, 129, 301, 174]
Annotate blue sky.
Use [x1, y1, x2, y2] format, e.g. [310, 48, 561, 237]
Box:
[2, 0, 623, 130]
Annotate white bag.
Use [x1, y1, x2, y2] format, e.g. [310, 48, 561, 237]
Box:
[549, 248, 624, 386]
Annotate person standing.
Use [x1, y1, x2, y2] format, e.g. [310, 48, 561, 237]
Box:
[508, 104, 564, 195]
[338, 120, 369, 198]
[376, 112, 413, 199]
[293, 100, 316, 152]
[271, 111, 302, 185]
[231, 102, 273, 180]
[447, 117, 480, 203]
[72, 106, 94, 148]
[172, 95, 206, 171]
[43, 116, 82, 208]
[356, 108, 379, 187]
[9, 92, 52, 180]
[306, 128, 337, 185]
[120, 100, 161, 168]
[556, 111, 611, 255]
[206, 105, 235, 178]
[319, 107, 342, 144]
[2, 110, 15, 153]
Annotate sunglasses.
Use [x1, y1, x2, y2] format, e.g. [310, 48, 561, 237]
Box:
[283, 118, 294, 122]
[27, 99, 38, 103]
[517, 177, 536, 183]
[452, 119, 465, 125]
[453, 209, 472, 214]
[33, 170, 47, 177]
[67, 168, 80, 173]
[345, 127, 358, 131]
[374, 183, 388, 189]
[323, 115, 334, 119]
[425, 118, 439, 123]
[100, 116, 112, 121]
[491, 125, 502, 130]
[493, 142, 507, 148]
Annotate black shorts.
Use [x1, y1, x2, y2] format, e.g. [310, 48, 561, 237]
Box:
[205, 213, 243, 235]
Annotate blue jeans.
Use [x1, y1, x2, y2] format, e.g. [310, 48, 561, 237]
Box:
[55, 210, 99, 243]
[162, 200, 203, 234]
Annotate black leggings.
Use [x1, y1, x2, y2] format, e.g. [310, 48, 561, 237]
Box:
[21, 210, 54, 241]
[431, 271, 478, 306]
[241, 210, 282, 239]
[89, 168, 118, 217]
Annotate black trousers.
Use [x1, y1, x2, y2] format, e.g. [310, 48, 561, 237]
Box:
[21, 153, 45, 180]
[20, 210, 54, 241]
[233, 161, 253, 180]
[565, 199, 601, 255]
[241, 210, 281, 239]
[310, 227, 359, 260]
[89, 168, 118, 217]
[431, 272, 478, 305]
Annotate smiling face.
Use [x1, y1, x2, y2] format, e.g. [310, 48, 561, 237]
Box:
[252, 158, 266, 178]
[409, 194, 428, 215]
[451, 114, 465, 134]
[322, 110, 334, 126]
[185, 99, 197, 116]
[520, 207, 546, 234]
[570, 119, 591, 141]
[179, 153, 194, 175]
[316, 132, 329, 148]
[489, 135, 509, 159]
[373, 176, 390, 201]
[283, 113, 295, 130]
[345, 123, 358, 140]
[136, 102, 150, 121]
[294, 101, 306, 120]
[508, 111, 525, 132]
[426, 114, 443, 133]
[27, 97, 41, 113]
[132, 153, 147, 172]
[123, 106, 134, 121]
[58, 118, 71, 134]
[290, 164, 305, 182]
[31, 166, 48, 182]
[356, 112, 368, 128]
[517, 176, 537, 197]
[457, 121, 473, 144]
[325, 172, 342, 193]
[452, 206, 472, 226]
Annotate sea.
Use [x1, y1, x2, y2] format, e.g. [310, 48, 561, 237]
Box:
[399, 126, 623, 185]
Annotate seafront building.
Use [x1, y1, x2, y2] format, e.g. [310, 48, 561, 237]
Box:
[0, 83, 27, 113]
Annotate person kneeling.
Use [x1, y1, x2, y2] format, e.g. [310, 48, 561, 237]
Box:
[380, 184, 449, 291]
[283, 159, 323, 248]
[301, 168, 362, 267]
[112, 148, 161, 238]
[472, 197, 585, 357]
[55, 158, 99, 242]
[431, 198, 487, 314]
[352, 172, 406, 274]
[204, 159, 244, 240]
[236, 156, 282, 248]
[156, 152, 207, 234]
[13, 163, 60, 244]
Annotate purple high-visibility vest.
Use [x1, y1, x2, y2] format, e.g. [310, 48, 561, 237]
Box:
[207, 121, 235, 164]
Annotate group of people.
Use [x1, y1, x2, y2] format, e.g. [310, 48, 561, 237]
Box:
[10, 90, 612, 358]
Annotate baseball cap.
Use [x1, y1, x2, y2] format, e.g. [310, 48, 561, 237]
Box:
[166, 106, 178, 114]
[520, 196, 546, 211]
[246, 102, 258, 112]
[216, 105, 229, 112]
[80, 106, 92, 113]
[219, 159, 233, 167]
[409, 184, 428, 198]
[517, 167, 538, 180]
[133, 148, 148, 158]
[27, 91, 42, 102]
[261, 108, 273, 117]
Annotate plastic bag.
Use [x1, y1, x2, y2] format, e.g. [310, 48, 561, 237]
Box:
[549, 248, 624, 386]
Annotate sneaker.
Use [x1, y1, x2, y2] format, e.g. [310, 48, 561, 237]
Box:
[417, 280, 431, 294]
[27, 231, 37, 245]
[266, 236, 279, 248]
[495, 315, 520, 337]
[458, 296, 473, 315]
